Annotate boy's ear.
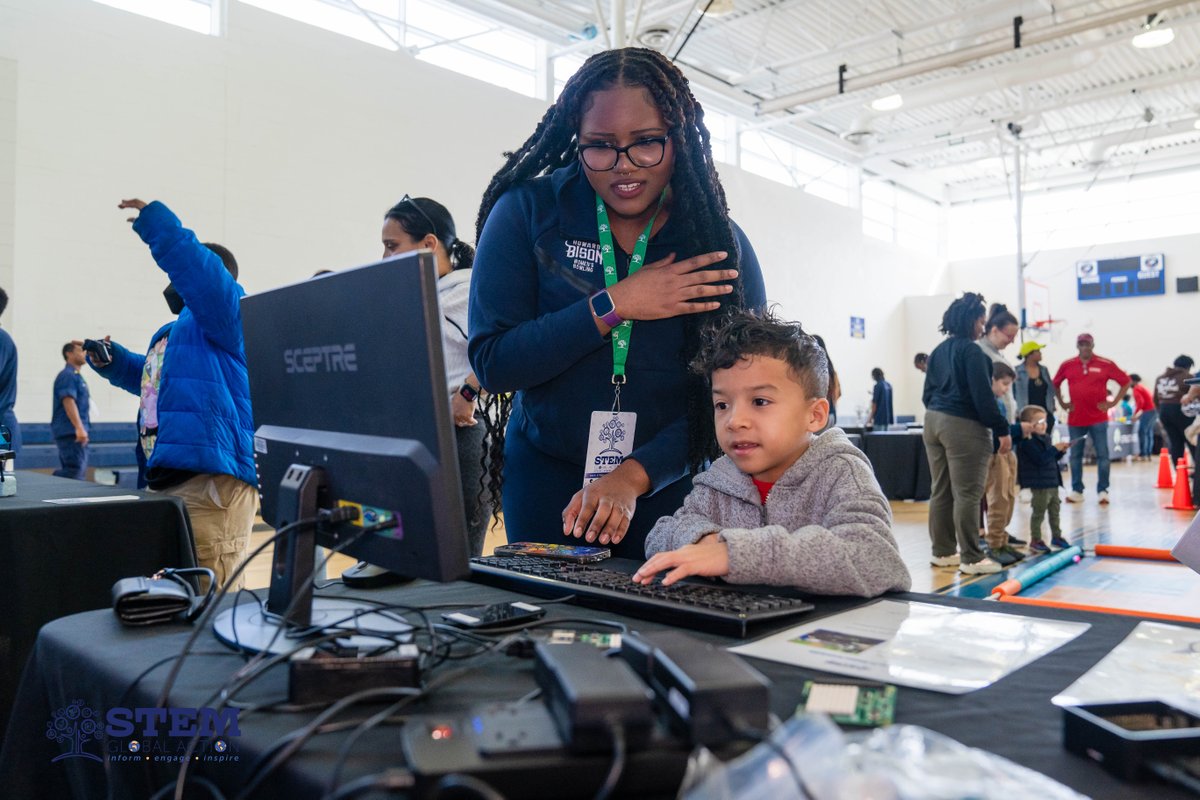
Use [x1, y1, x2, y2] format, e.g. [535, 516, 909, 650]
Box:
[806, 396, 830, 433]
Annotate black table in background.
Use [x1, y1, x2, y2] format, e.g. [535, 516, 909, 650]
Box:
[0, 472, 195, 738]
[1, 575, 1194, 800]
[860, 429, 930, 501]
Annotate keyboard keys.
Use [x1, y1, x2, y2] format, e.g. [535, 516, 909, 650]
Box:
[468, 556, 814, 638]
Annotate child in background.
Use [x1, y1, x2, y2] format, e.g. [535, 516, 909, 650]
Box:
[985, 361, 1024, 567]
[633, 310, 911, 597]
[1015, 405, 1071, 553]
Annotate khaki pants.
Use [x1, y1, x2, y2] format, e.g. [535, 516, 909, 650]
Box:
[923, 410, 992, 564]
[154, 473, 256, 591]
[984, 451, 1018, 549]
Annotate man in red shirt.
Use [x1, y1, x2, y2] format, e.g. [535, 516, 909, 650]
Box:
[1129, 374, 1157, 460]
[1053, 333, 1130, 504]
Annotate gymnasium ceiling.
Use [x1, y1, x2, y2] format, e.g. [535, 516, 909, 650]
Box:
[449, 0, 1200, 203]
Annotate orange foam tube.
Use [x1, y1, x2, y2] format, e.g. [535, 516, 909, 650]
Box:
[990, 578, 1023, 598]
[1093, 545, 1177, 562]
[998, 594, 1200, 623]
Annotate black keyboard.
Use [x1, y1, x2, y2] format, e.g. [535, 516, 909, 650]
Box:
[468, 555, 815, 638]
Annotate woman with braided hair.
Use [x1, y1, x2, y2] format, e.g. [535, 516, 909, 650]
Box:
[468, 47, 765, 559]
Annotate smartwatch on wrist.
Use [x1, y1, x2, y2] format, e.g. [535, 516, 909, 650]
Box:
[589, 290, 623, 328]
[458, 382, 480, 402]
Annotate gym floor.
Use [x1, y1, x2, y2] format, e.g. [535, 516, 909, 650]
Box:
[243, 459, 1195, 597]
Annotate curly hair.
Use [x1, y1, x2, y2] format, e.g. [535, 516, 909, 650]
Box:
[690, 309, 829, 403]
[473, 47, 748, 521]
[940, 292, 987, 339]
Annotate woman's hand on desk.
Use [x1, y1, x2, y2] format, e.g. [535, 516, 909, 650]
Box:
[607, 250, 737, 322]
[562, 460, 650, 546]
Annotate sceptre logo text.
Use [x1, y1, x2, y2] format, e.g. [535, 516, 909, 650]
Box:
[284, 344, 357, 373]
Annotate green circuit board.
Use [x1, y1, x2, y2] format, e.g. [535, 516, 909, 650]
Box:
[798, 680, 896, 727]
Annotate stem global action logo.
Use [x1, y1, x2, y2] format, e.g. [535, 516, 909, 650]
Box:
[46, 702, 241, 764]
[45, 700, 103, 763]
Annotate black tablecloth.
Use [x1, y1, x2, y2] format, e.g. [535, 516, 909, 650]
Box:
[861, 430, 930, 500]
[0, 577, 1192, 799]
[0, 472, 195, 738]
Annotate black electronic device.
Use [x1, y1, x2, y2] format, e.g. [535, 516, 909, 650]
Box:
[620, 630, 770, 746]
[443, 601, 546, 629]
[493, 542, 611, 562]
[81, 338, 112, 366]
[468, 555, 815, 637]
[399, 702, 689, 798]
[212, 253, 470, 654]
[534, 641, 654, 754]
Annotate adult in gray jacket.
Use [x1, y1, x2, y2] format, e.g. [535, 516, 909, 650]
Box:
[634, 311, 910, 597]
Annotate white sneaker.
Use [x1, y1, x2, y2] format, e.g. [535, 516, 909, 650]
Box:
[1066, 491, 1084, 503]
[930, 553, 960, 567]
[1098, 491, 1110, 505]
[1019, 488, 1032, 504]
[960, 557, 1002, 574]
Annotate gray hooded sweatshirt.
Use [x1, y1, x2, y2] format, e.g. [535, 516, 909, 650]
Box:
[645, 428, 911, 597]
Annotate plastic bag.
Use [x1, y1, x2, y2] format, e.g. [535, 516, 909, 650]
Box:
[681, 715, 1087, 800]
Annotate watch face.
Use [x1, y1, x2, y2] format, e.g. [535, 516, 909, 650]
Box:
[590, 291, 615, 317]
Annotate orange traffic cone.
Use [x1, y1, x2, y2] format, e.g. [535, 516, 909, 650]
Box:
[1157, 448, 1174, 489]
[1152, 450, 1171, 489]
[1165, 459, 1195, 510]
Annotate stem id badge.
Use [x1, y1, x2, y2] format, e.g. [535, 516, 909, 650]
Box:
[583, 411, 637, 486]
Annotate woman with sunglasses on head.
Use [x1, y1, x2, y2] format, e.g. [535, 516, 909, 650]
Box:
[469, 48, 765, 559]
[381, 196, 491, 557]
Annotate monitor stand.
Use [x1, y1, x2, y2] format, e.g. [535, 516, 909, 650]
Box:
[212, 464, 412, 655]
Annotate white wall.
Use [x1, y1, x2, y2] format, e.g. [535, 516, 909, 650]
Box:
[947, 233, 1200, 385]
[720, 169, 945, 422]
[0, 0, 945, 428]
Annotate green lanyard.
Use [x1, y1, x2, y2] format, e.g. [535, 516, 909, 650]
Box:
[595, 190, 664, 386]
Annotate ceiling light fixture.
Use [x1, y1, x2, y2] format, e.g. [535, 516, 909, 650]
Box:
[1193, 119, 1200, 130]
[638, 26, 672, 48]
[871, 93, 904, 112]
[705, 0, 736, 16]
[1132, 13, 1175, 49]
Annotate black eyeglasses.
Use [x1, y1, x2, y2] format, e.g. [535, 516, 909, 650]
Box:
[399, 194, 438, 239]
[578, 137, 669, 171]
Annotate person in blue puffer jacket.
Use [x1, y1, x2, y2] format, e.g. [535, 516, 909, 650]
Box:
[84, 199, 256, 589]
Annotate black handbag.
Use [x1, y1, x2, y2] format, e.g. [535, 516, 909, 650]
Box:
[112, 568, 215, 626]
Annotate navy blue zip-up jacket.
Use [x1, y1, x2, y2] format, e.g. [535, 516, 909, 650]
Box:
[922, 336, 1009, 437]
[469, 162, 765, 493]
[1015, 433, 1063, 489]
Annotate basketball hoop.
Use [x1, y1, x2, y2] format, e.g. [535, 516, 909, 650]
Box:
[1026, 318, 1066, 345]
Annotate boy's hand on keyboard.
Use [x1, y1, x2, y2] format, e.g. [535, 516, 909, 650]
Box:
[563, 462, 649, 545]
[632, 534, 729, 586]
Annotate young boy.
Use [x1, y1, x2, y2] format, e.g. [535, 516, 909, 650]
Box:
[1015, 405, 1071, 552]
[984, 362, 1025, 567]
[632, 311, 911, 597]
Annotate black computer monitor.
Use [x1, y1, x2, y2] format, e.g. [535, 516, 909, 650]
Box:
[212, 251, 470, 653]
